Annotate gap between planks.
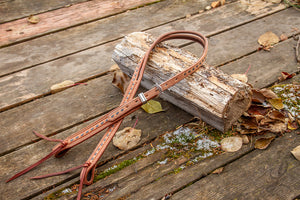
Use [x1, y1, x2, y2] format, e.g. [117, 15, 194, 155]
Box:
[0, 2, 290, 114]
[0, 0, 163, 47]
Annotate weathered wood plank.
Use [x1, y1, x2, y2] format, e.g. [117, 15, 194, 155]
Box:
[0, 0, 89, 23]
[0, 88, 191, 200]
[171, 132, 300, 200]
[0, 0, 160, 47]
[31, 140, 159, 199]
[126, 144, 254, 200]
[0, 75, 118, 155]
[0, 2, 289, 112]
[147, 0, 287, 46]
[0, 0, 215, 77]
[220, 37, 299, 88]
[0, 73, 191, 155]
[0, 41, 117, 112]
[113, 32, 252, 131]
[182, 8, 300, 67]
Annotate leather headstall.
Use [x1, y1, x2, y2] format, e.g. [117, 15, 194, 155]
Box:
[6, 31, 208, 200]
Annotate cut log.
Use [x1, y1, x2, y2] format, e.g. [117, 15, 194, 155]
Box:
[112, 32, 252, 132]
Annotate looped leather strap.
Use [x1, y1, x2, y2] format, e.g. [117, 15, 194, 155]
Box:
[7, 31, 208, 200]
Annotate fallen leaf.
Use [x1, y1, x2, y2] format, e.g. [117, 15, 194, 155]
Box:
[280, 34, 288, 41]
[252, 89, 266, 103]
[220, 136, 243, 152]
[268, 98, 284, 110]
[291, 145, 300, 161]
[231, 74, 248, 83]
[113, 127, 141, 150]
[259, 117, 276, 125]
[239, 129, 257, 135]
[112, 70, 130, 94]
[211, 1, 221, 8]
[279, 71, 296, 81]
[288, 120, 298, 130]
[141, 99, 163, 114]
[220, 0, 226, 5]
[50, 80, 75, 93]
[241, 117, 258, 129]
[27, 15, 40, 24]
[267, 121, 287, 133]
[240, 135, 249, 144]
[247, 105, 270, 116]
[212, 167, 224, 174]
[258, 31, 279, 47]
[268, 110, 286, 122]
[254, 136, 275, 149]
[259, 88, 278, 99]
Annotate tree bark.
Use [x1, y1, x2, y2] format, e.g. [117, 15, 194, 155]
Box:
[112, 32, 252, 132]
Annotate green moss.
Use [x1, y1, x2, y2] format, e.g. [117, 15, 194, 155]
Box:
[94, 155, 143, 182]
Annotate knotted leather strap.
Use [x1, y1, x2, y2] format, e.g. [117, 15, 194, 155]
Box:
[7, 31, 208, 199]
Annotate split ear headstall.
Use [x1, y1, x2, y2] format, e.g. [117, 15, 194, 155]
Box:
[6, 31, 208, 200]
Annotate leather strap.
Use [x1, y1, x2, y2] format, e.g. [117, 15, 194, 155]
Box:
[6, 31, 208, 199]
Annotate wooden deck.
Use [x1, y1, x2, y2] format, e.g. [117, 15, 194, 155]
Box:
[0, 0, 299, 199]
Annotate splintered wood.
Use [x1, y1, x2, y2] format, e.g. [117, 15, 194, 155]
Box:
[112, 32, 252, 132]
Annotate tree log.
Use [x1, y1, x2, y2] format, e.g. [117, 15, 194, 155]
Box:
[112, 32, 252, 132]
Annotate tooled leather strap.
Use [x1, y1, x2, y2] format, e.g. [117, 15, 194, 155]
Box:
[6, 31, 208, 199]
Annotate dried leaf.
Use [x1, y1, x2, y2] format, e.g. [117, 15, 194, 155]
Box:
[231, 74, 248, 83]
[279, 71, 296, 81]
[252, 89, 266, 103]
[247, 105, 270, 116]
[280, 34, 288, 41]
[239, 129, 257, 135]
[258, 31, 279, 47]
[288, 120, 298, 130]
[211, 1, 221, 8]
[112, 70, 130, 94]
[259, 88, 278, 99]
[27, 15, 40, 24]
[113, 127, 141, 150]
[241, 135, 249, 144]
[254, 136, 275, 149]
[241, 117, 258, 129]
[141, 100, 163, 114]
[212, 167, 224, 174]
[268, 121, 287, 133]
[268, 98, 284, 110]
[50, 80, 75, 93]
[220, 0, 226, 5]
[268, 110, 286, 122]
[220, 136, 243, 152]
[291, 145, 300, 161]
[259, 117, 276, 125]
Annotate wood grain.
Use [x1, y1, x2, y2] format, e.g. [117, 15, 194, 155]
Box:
[171, 132, 300, 200]
[0, 0, 214, 77]
[220, 38, 299, 88]
[0, 0, 89, 23]
[113, 32, 252, 131]
[0, 2, 290, 112]
[0, 79, 191, 200]
[0, 0, 160, 47]
[127, 144, 254, 200]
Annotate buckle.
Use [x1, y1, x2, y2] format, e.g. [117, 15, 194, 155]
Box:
[155, 83, 163, 93]
[138, 93, 147, 104]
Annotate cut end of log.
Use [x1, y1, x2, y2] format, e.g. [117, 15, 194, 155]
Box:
[112, 32, 252, 132]
[223, 89, 252, 130]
